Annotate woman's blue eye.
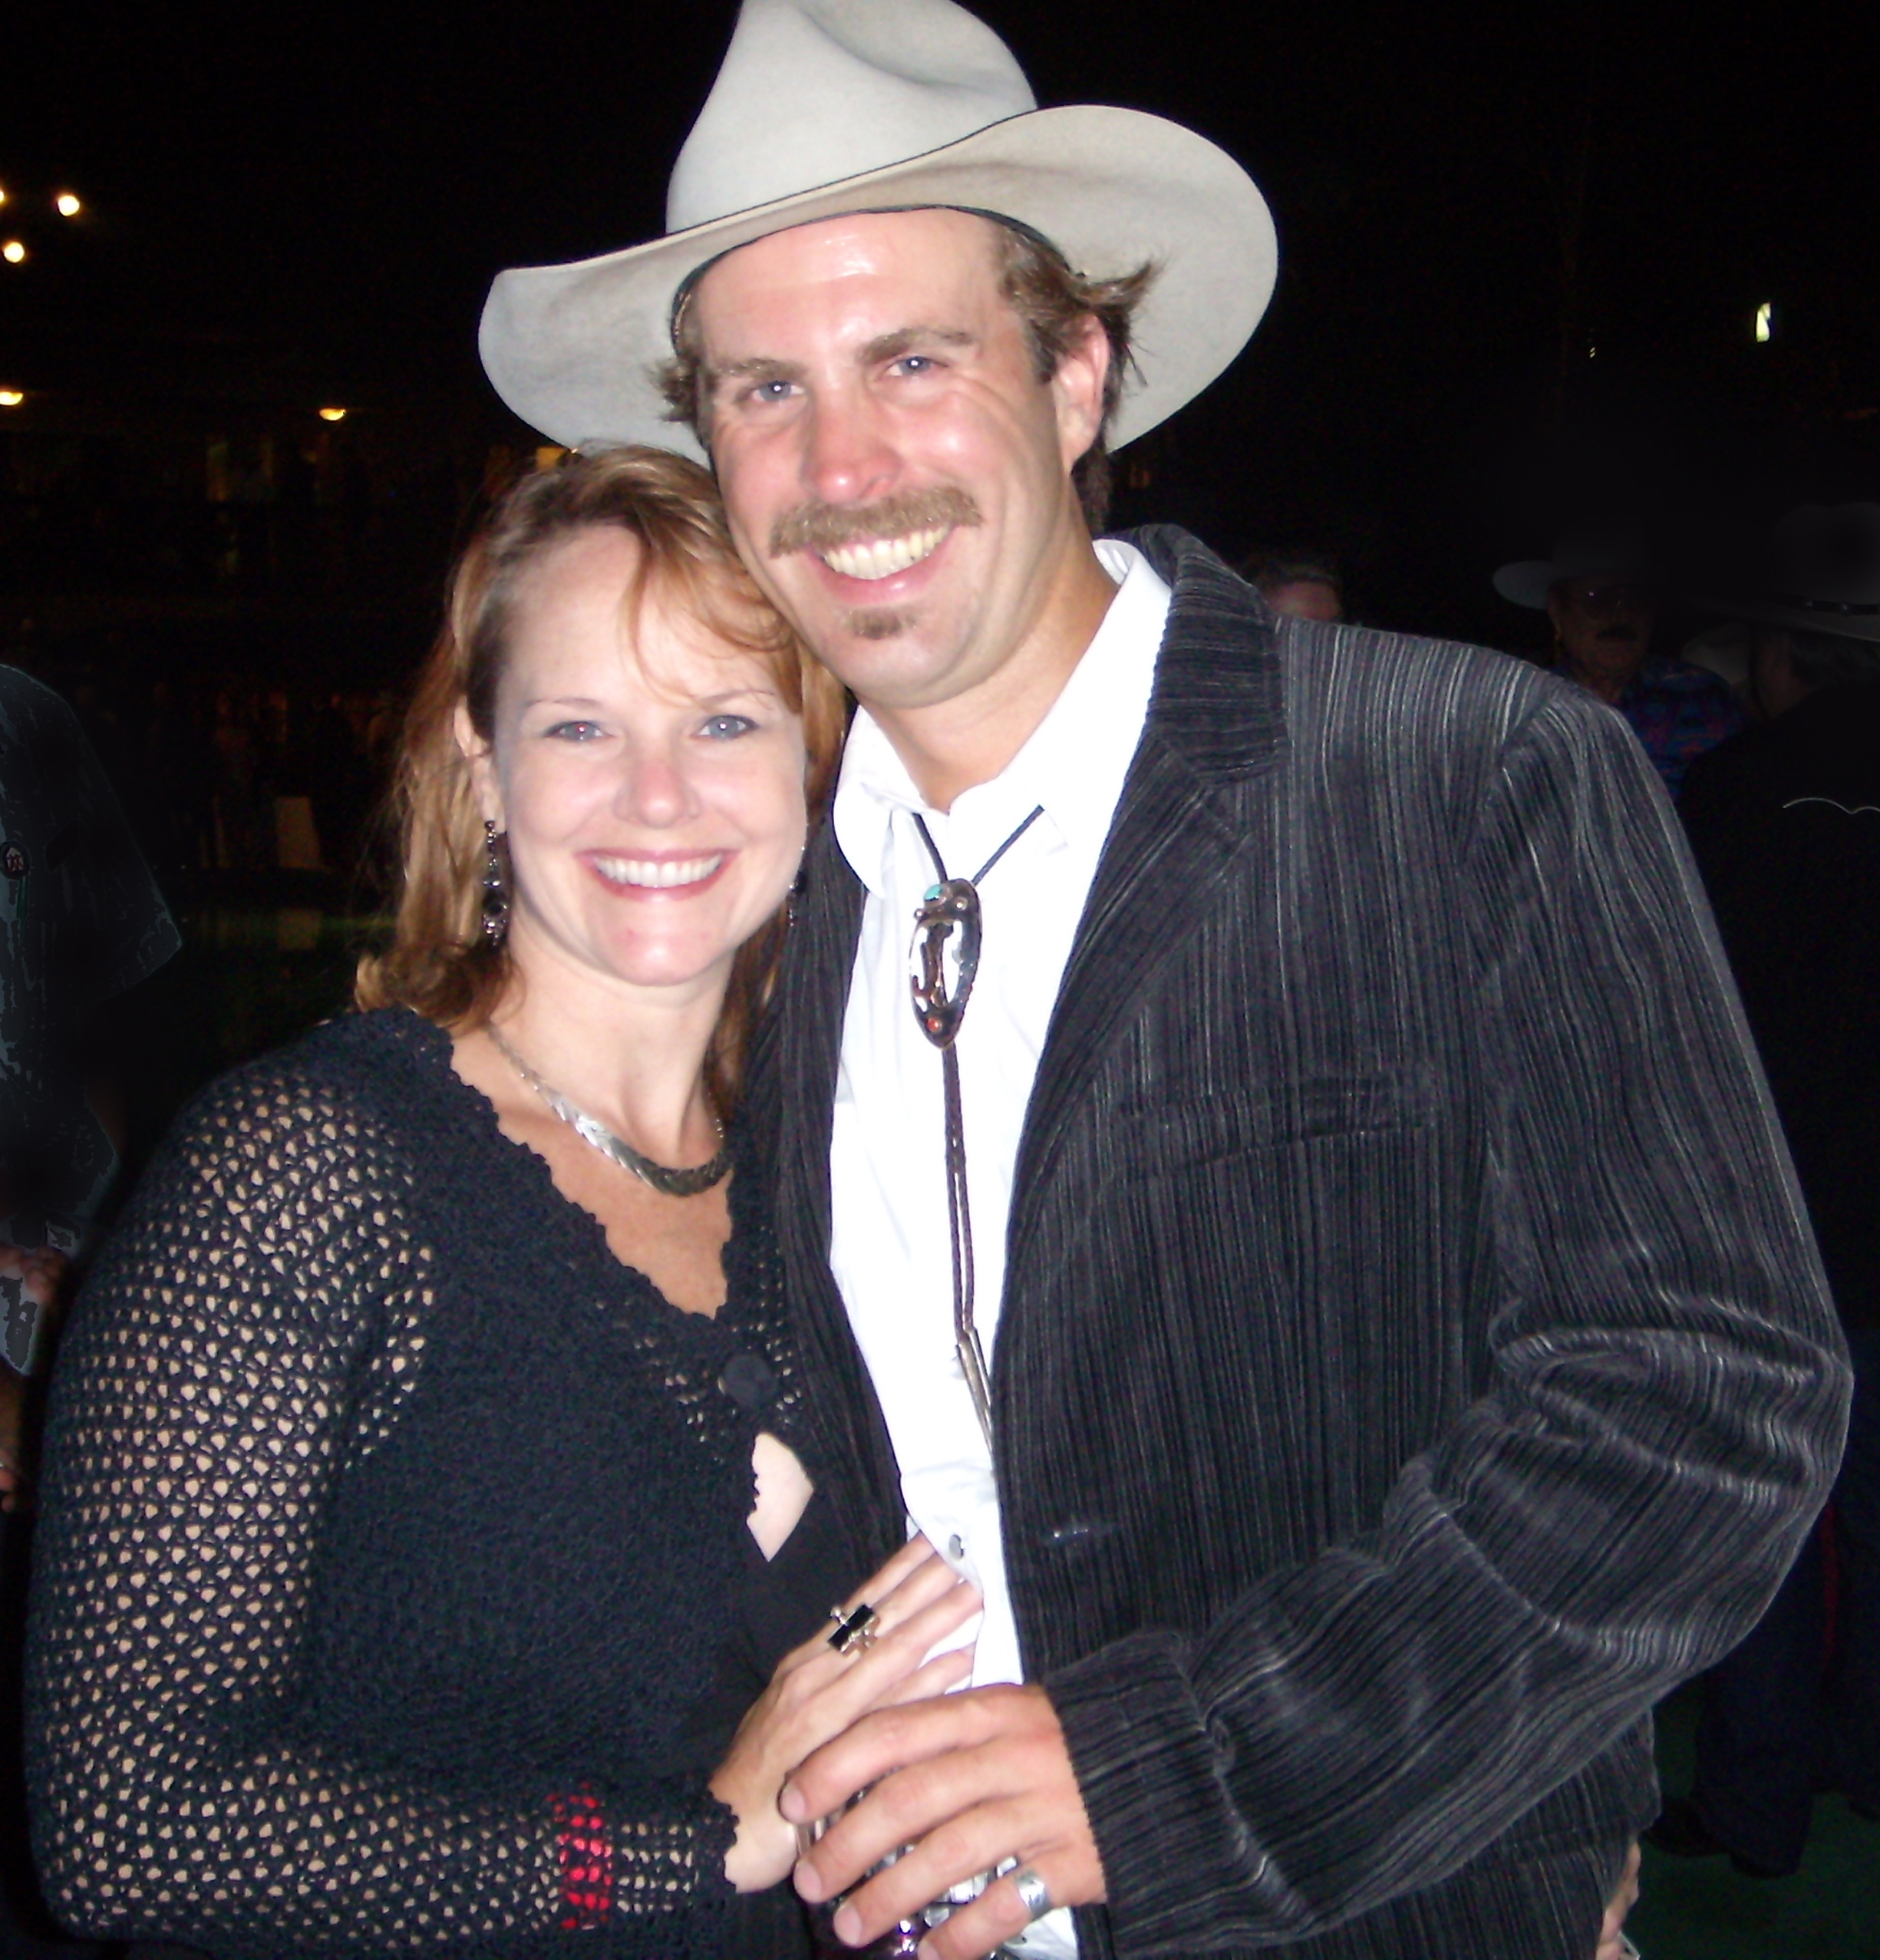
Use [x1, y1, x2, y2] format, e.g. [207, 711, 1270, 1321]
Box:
[545, 720, 602, 741]
[700, 714, 757, 740]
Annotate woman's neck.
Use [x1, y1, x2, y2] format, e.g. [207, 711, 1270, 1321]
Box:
[485, 935, 727, 1167]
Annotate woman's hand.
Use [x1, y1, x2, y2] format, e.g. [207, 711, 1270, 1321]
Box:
[711, 1534, 981, 1893]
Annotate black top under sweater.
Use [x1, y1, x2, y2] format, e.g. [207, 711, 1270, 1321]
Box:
[24, 1008, 855, 1959]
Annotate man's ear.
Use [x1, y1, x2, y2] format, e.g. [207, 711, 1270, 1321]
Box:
[1544, 589, 1567, 644]
[454, 704, 503, 830]
[1051, 314, 1111, 475]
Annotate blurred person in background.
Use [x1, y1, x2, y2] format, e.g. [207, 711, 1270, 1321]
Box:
[1494, 538, 1746, 797]
[1, 658, 178, 1960]
[0, 662, 180, 1508]
[1240, 546, 1347, 622]
[1653, 503, 1880, 1877]
[25, 448, 978, 1960]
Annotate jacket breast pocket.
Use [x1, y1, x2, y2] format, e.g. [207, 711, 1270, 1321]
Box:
[1127, 1062, 1436, 1175]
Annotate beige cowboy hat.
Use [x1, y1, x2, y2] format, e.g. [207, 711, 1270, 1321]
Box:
[479, 0, 1277, 458]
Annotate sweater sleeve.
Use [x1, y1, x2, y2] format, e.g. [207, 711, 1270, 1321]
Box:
[1045, 688, 1850, 1951]
[25, 1054, 735, 1957]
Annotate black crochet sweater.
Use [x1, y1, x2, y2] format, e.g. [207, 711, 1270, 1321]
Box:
[25, 1008, 838, 1958]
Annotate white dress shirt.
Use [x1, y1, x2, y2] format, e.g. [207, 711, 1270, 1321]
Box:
[827, 539, 1170, 1957]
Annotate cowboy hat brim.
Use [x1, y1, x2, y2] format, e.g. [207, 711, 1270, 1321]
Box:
[479, 104, 1277, 458]
[1700, 596, 1880, 644]
[1492, 555, 1649, 611]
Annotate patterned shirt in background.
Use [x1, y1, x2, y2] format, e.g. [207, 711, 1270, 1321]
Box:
[0, 666, 180, 1244]
[1558, 653, 1751, 800]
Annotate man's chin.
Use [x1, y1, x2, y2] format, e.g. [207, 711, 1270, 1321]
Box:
[846, 607, 912, 642]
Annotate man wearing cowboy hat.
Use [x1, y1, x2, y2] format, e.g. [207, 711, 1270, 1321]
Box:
[1651, 505, 1880, 1880]
[1491, 539, 1746, 798]
[481, 5, 1848, 1956]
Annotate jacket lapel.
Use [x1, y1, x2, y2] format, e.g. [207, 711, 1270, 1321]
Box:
[772, 823, 907, 1565]
[1008, 526, 1289, 1269]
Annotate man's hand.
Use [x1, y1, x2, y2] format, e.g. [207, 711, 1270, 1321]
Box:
[1595, 1841, 1641, 1960]
[781, 1681, 1105, 1960]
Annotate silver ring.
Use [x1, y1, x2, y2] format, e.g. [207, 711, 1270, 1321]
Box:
[1011, 1865, 1050, 1922]
[826, 1602, 879, 1656]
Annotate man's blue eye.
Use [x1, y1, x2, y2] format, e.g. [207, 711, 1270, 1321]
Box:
[701, 714, 756, 740]
[753, 379, 794, 402]
[896, 355, 935, 375]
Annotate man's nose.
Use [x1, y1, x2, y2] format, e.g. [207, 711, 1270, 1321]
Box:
[800, 388, 899, 508]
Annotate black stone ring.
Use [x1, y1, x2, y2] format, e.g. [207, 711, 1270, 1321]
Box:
[826, 1602, 879, 1656]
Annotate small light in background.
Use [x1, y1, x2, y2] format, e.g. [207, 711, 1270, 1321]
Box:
[54, 192, 81, 217]
[1755, 302, 1774, 344]
[318, 406, 348, 422]
[2, 241, 25, 265]
[0, 186, 8, 206]
[0, 391, 24, 409]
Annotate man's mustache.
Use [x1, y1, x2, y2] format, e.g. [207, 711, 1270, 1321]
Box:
[768, 488, 982, 559]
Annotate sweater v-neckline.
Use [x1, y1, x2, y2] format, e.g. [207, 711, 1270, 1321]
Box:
[398, 1008, 750, 1339]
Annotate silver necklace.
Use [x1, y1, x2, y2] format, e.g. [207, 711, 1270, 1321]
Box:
[486, 1025, 732, 1198]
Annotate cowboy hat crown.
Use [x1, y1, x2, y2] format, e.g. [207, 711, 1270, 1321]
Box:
[480, 0, 1276, 458]
[667, 0, 1034, 232]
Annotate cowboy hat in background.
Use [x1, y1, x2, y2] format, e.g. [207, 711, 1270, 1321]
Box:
[1702, 503, 1880, 645]
[479, 0, 1276, 456]
[1492, 537, 1652, 611]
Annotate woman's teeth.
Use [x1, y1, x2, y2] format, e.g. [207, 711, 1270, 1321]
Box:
[819, 526, 949, 582]
[592, 853, 724, 889]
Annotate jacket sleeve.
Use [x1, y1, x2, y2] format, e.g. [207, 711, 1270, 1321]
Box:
[1045, 688, 1851, 1952]
[25, 1059, 735, 1958]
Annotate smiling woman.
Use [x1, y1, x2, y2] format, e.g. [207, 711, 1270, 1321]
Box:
[360, 446, 846, 1115]
[25, 449, 981, 1960]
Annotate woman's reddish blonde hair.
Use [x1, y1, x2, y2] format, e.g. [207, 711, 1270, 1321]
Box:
[355, 445, 847, 1117]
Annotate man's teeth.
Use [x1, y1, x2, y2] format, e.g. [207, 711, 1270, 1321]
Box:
[592, 853, 724, 889]
[820, 526, 949, 582]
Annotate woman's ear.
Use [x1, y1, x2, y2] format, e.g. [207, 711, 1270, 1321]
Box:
[454, 704, 503, 827]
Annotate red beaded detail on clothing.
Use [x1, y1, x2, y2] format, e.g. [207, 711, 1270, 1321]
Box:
[549, 1788, 613, 1928]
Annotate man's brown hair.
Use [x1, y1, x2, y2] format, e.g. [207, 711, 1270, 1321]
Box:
[658, 216, 1156, 532]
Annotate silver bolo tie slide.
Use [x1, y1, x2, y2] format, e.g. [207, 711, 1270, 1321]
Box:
[906, 807, 1044, 1446]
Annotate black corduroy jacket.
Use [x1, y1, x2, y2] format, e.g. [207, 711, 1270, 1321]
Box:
[748, 526, 1850, 1959]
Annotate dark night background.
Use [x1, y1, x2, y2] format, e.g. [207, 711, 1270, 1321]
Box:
[7, 0, 1879, 648]
[2, 0, 1878, 1141]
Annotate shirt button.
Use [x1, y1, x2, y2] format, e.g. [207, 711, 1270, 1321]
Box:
[948, 1534, 965, 1560]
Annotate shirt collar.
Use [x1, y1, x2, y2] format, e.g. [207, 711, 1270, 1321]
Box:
[833, 538, 1171, 896]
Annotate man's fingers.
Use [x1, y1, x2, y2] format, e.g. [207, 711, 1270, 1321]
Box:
[794, 1748, 1011, 1902]
[781, 1687, 974, 1825]
[819, 1792, 1031, 1944]
[911, 1864, 1058, 1960]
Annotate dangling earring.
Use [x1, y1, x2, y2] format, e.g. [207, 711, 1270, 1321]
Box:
[480, 820, 510, 946]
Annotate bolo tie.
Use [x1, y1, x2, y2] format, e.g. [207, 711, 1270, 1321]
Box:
[906, 803, 1045, 1446]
